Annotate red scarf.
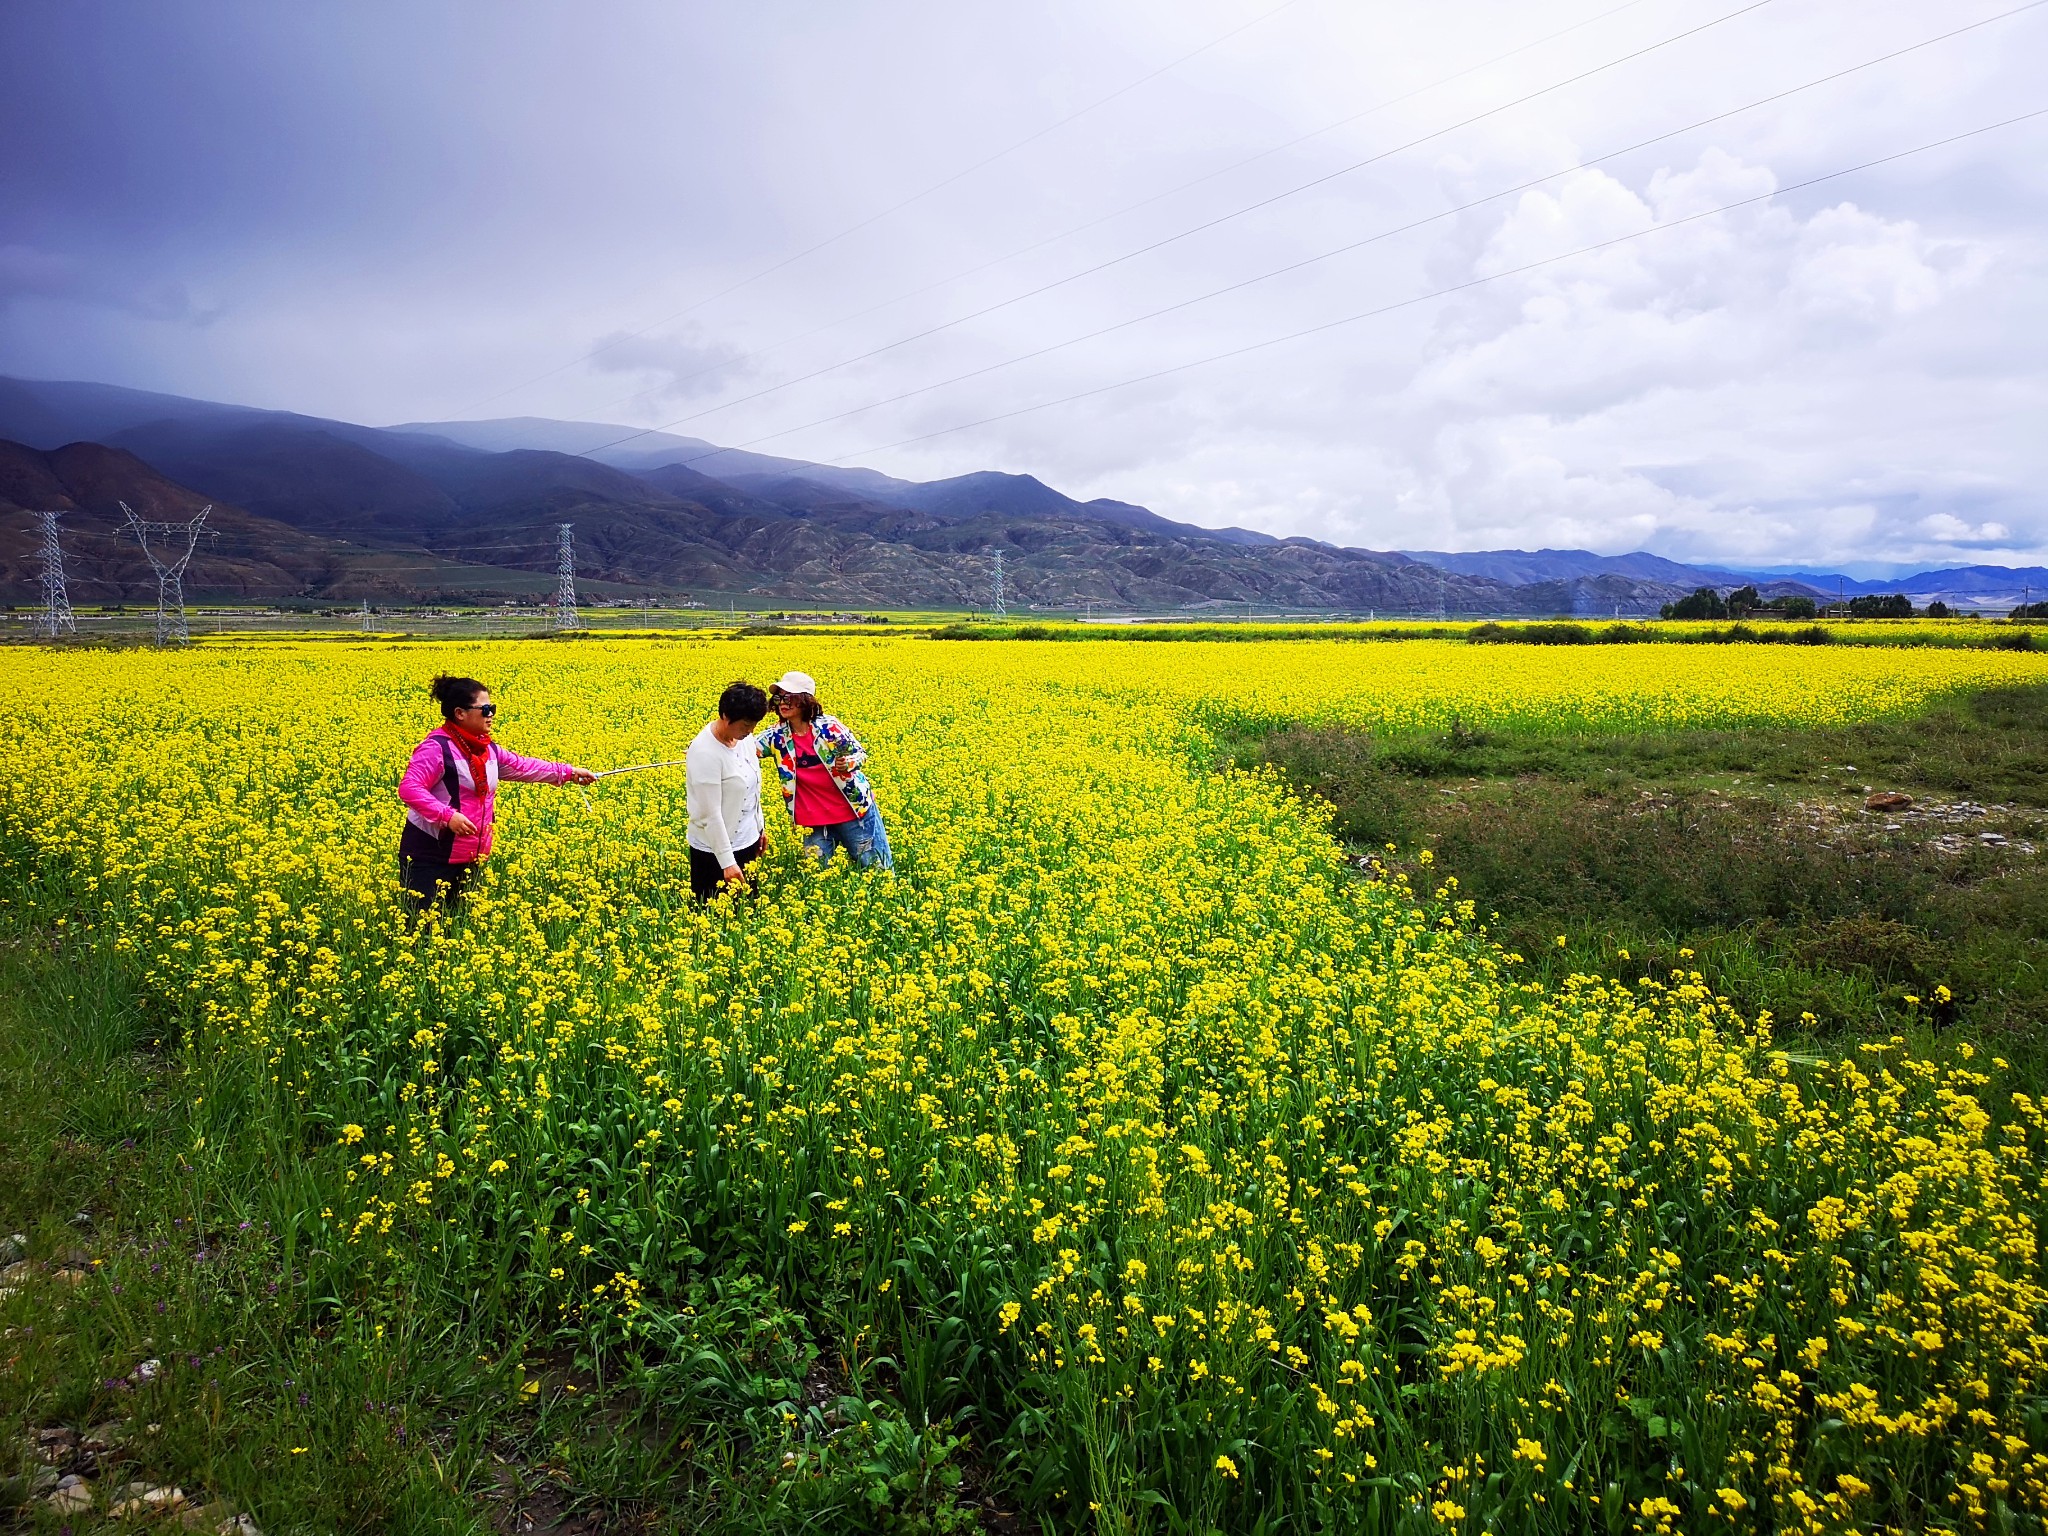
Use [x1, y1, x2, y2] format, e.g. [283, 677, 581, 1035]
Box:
[444, 721, 493, 797]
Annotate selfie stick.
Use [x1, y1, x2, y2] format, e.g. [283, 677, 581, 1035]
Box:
[591, 759, 689, 779]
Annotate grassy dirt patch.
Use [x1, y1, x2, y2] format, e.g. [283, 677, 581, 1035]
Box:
[1241, 681, 2048, 1086]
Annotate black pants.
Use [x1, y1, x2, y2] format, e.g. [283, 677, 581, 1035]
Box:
[401, 855, 472, 913]
[690, 838, 763, 900]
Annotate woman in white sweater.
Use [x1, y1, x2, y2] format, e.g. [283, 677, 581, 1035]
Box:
[685, 680, 769, 899]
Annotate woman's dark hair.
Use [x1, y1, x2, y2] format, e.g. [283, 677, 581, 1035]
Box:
[719, 680, 769, 724]
[429, 674, 488, 719]
[770, 685, 822, 724]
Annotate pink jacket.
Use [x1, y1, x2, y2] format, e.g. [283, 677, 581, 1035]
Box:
[397, 725, 576, 864]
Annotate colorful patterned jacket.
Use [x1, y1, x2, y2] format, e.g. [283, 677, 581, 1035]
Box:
[756, 714, 877, 820]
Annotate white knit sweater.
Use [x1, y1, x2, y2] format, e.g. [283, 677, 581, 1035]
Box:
[685, 721, 764, 864]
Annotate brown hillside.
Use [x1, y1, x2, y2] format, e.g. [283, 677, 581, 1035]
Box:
[0, 440, 544, 604]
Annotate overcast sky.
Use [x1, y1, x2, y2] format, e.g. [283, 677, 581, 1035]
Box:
[3, 0, 2044, 569]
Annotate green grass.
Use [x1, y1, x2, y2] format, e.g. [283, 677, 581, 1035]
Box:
[1238, 680, 2048, 1091]
[0, 928, 999, 1534]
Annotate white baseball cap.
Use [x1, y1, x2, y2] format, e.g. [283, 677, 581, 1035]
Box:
[774, 670, 818, 695]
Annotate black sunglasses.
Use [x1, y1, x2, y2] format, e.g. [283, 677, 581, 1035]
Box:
[462, 702, 497, 718]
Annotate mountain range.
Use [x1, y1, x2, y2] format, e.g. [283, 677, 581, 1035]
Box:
[2, 375, 2039, 614]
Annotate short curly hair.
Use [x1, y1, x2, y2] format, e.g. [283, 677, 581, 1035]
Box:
[718, 680, 769, 724]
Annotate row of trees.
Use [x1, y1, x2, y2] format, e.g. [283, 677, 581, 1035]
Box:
[1659, 586, 1975, 621]
[1661, 586, 1816, 620]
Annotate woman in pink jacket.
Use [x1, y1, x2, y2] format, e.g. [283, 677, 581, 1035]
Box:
[396, 674, 595, 912]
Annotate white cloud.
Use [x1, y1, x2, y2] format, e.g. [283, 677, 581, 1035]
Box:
[584, 326, 751, 405]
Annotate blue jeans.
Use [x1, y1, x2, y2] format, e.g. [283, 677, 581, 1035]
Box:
[800, 802, 893, 870]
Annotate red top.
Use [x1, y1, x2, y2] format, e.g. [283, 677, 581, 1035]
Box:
[790, 728, 855, 827]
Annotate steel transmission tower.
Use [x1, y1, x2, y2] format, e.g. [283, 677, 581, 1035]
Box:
[990, 550, 1007, 620]
[554, 523, 581, 629]
[120, 501, 211, 645]
[30, 511, 77, 639]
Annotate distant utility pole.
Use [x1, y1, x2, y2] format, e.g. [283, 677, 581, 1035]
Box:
[554, 522, 581, 630]
[359, 598, 374, 632]
[30, 511, 76, 639]
[990, 550, 1007, 620]
[120, 501, 210, 646]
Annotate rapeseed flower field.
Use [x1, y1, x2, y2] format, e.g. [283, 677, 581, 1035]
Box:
[3, 636, 2046, 1533]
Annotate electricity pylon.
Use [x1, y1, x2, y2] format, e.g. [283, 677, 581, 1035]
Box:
[554, 523, 581, 629]
[120, 501, 211, 646]
[30, 511, 76, 639]
[990, 550, 1007, 620]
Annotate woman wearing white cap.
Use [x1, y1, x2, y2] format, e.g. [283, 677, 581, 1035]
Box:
[757, 669, 893, 871]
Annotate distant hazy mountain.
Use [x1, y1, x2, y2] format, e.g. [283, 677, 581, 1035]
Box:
[1403, 548, 1829, 601]
[1769, 565, 2048, 599]
[4, 377, 2038, 612]
[399, 416, 1285, 546]
[391, 415, 921, 502]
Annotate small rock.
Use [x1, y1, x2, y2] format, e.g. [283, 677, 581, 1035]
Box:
[23, 1464, 60, 1496]
[0, 1233, 25, 1264]
[130, 1357, 162, 1384]
[217, 1514, 265, 1536]
[1866, 791, 1914, 811]
[50, 1266, 88, 1285]
[45, 1474, 93, 1512]
[1, 1260, 31, 1284]
[109, 1481, 180, 1515]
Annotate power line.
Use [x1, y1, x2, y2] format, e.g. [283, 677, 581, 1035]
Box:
[614, 8, 2048, 474]
[577, 0, 1666, 425]
[426, 543, 561, 555]
[806, 106, 2048, 467]
[582, 0, 1781, 459]
[450, 0, 1309, 417]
